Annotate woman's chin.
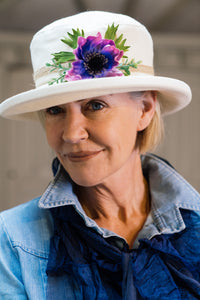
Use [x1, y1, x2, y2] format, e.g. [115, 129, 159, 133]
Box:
[71, 176, 100, 187]
[67, 170, 105, 187]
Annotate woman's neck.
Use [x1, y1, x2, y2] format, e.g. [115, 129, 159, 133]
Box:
[75, 153, 150, 246]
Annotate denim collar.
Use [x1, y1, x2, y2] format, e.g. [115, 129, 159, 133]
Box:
[38, 153, 200, 245]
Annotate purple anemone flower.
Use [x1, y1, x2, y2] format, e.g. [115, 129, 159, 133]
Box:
[65, 32, 124, 81]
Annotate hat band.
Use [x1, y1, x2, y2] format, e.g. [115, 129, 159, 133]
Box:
[34, 63, 154, 87]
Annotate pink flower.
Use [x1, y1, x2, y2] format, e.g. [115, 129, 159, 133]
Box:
[65, 32, 124, 81]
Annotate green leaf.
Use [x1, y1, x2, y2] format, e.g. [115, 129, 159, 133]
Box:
[117, 59, 142, 76]
[115, 34, 129, 52]
[115, 33, 123, 45]
[117, 38, 130, 52]
[48, 73, 66, 85]
[61, 28, 85, 49]
[46, 58, 72, 85]
[104, 23, 119, 40]
[118, 65, 130, 75]
[52, 51, 75, 63]
[105, 23, 130, 53]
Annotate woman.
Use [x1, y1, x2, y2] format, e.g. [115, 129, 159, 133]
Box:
[0, 11, 200, 300]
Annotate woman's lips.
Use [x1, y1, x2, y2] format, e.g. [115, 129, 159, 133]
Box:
[67, 150, 102, 162]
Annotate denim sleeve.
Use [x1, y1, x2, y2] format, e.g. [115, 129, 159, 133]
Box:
[0, 215, 28, 300]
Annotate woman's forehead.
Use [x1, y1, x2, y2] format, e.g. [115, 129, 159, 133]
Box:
[76, 93, 133, 103]
[50, 92, 143, 109]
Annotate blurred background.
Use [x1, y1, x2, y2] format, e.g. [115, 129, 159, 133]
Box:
[0, 0, 200, 211]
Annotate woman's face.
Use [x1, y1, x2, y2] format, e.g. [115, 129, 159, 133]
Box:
[45, 93, 148, 186]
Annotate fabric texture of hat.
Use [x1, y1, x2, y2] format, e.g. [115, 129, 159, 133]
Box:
[0, 11, 192, 121]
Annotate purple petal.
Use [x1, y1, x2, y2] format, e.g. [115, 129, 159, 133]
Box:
[66, 60, 93, 79]
[68, 60, 86, 75]
[104, 68, 124, 77]
[74, 36, 86, 59]
[100, 38, 115, 48]
[102, 45, 123, 61]
[101, 46, 124, 69]
[65, 74, 82, 81]
[80, 33, 103, 57]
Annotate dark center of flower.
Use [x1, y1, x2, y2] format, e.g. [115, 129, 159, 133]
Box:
[84, 52, 108, 76]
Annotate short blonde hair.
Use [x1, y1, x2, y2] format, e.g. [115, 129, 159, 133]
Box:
[129, 91, 164, 153]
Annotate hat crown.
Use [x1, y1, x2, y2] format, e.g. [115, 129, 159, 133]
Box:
[30, 11, 154, 87]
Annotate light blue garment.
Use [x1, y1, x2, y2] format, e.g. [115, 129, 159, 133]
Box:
[0, 153, 200, 299]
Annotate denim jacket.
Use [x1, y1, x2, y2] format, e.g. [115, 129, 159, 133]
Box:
[0, 153, 200, 299]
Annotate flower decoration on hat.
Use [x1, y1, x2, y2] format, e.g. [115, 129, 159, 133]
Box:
[46, 24, 142, 85]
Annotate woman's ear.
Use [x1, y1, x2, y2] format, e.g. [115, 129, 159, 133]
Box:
[137, 91, 157, 131]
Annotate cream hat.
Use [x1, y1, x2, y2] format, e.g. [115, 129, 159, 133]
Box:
[0, 11, 192, 121]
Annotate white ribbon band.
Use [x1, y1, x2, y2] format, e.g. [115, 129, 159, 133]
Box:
[34, 63, 154, 84]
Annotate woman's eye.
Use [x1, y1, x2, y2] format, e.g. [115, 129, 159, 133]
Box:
[45, 106, 63, 116]
[87, 101, 105, 111]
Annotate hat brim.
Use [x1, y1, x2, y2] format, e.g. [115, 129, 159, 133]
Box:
[0, 75, 192, 121]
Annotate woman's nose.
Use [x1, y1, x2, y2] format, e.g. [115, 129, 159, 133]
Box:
[61, 111, 89, 144]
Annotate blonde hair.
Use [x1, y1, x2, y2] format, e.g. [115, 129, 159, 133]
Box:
[129, 91, 164, 153]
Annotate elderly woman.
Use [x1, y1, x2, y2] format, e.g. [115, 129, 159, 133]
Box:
[0, 11, 200, 300]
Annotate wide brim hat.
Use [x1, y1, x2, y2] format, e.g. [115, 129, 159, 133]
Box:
[0, 11, 192, 121]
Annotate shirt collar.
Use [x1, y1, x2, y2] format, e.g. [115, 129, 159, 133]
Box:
[38, 163, 108, 235]
[142, 154, 200, 232]
[38, 154, 200, 238]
